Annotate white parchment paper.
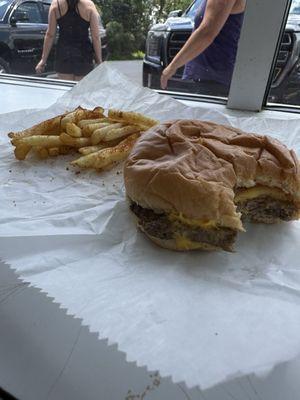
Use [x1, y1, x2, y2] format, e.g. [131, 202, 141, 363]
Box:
[1, 63, 300, 389]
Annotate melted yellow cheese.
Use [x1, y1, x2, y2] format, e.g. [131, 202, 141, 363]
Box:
[169, 212, 217, 229]
[235, 186, 289, 203]
[175, 235, 216, 250]
[169, 185, 289, 230]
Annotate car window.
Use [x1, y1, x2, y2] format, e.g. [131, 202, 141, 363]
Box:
[290, 0, 300, 14]
[267, 1, 300, 107]
[42, 2, 49, 23]
[14, 1, 43, 23]
[185, 0, 204, 19]
[0, 0, 10, 20]
[144, 0, 246, 99]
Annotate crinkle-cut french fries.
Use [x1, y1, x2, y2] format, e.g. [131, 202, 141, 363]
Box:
[77, 118, 107, 128]
[71, 133, 139, 170]
[61, 107, 104, 129]
[66, 123, 82, 138]
[59, 146, 74, 155]
[12, 135, 63, 148]
[137, 124, 153, 132]
[8, 106, 102, 140]
[8, 115, 63, 140]
[82, 122, 111, 137]
[14, 144, 31, 160]
[48, 147, 60, 157]
[78, 144, 107, 155]
[91, 123, 124, 145]
[78, 140, 121, 155]
[90, 133, 140, 170]
[8, 106, 158, 171]
[108, 109, 158, 128]
[35, 146, 49, 160]
[102, 125, 140, 142]
[59, 132, 91, 148]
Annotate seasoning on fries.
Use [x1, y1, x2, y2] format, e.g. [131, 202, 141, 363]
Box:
[8, 106, 158, 172]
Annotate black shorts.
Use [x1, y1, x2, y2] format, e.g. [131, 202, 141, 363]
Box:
[55, 41, 94, 76]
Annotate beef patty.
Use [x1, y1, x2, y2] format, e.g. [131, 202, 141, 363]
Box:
[236, 196, 298, 223]
[130, 202, 237, 251]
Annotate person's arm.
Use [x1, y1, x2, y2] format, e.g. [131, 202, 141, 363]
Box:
[89, 4, 102, 65]
[36, 5, 57, 73]
[161, 0, 237, 89]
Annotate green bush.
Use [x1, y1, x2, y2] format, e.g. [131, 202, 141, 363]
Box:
[106, 21, 137, 59]
[98, 0, 192, 60]
[134, 32, 147, 52]
[131, 50, 145, 59]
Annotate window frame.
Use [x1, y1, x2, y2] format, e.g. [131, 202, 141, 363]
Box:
[11, 0, 44, 24]
[41, 1, 50, 24]
[228, 0, 293, 112]
[0, 72, 75, 88]
[154, 0, 295, 112]
[0, 0, 13, 22]
[184, 0, 203, 19]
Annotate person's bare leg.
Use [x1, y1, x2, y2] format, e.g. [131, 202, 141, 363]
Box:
[74, 75, 85, 81]
[57, 73, 75, 81]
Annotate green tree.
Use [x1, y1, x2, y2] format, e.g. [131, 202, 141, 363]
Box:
[95, 0, 192, 59]
[105, 21, 136, 59]
[97, 0, 152, 58]
[153, 0, 191, 21]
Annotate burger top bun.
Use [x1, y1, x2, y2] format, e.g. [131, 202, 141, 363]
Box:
[124, 120, 300, 231]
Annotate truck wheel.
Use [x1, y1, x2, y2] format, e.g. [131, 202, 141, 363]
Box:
[0, 57, 10, 74]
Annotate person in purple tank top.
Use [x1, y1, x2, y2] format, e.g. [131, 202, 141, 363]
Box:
[161, 0, 246, 96]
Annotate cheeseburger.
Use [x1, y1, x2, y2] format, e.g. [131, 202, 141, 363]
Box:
[124, 120, 300, 251]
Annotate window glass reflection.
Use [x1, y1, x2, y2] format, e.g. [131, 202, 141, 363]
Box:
[268, 0, 300, 106]
[13, 2, 43, 23]
[144, 0, 246, 99]
[0, 0, 10, 20]
[0, 0, 246, 98]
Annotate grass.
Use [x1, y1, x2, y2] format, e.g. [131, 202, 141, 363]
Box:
[107, 51, 145, 61]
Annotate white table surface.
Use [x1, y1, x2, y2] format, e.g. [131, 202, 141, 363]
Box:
[1, 78, 300, 400]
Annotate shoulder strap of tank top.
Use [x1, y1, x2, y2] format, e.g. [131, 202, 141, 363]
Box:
[73, 1, 83, 19]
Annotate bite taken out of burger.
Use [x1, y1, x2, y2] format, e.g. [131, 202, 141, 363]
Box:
[124, 120, 300, 252]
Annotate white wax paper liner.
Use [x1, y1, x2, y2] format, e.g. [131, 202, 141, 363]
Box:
[1, 63, 300, 389]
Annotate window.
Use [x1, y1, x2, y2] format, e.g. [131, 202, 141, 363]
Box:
[143, 0, 246, 99]
[13, 1, 43, 24]
[0, 0, 10, 20]
[267, 0, 300, 107]
[42, 2, 50, 23]
[0, 0, 297, 114]
[290, 0, 300, 13]
[185, 0, 203, 19]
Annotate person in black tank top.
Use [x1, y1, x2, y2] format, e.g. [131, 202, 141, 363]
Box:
[36, 0, 102, 81]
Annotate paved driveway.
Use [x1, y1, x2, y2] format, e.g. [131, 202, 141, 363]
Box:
[47, 60, 143, 86]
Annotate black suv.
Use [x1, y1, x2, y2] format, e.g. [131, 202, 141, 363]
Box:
[0, 0, 107, 76]
[143, 0, 300, 104]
